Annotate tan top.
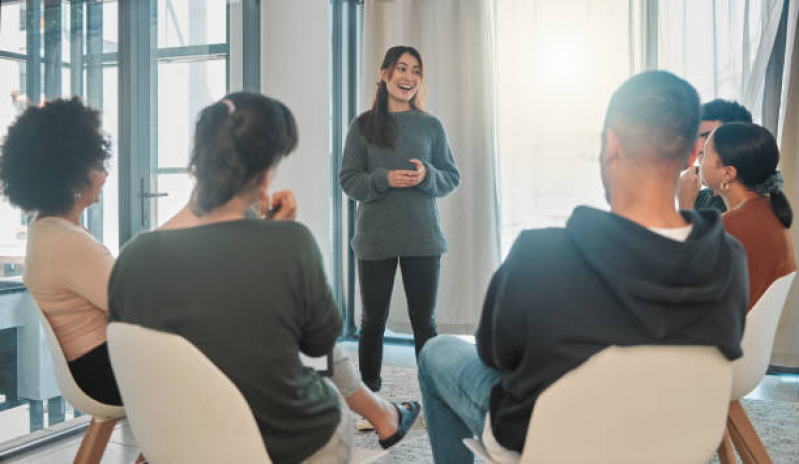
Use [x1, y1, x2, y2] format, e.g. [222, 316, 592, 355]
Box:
[723, 196, 798, 311]
[23, 217, 114, 361]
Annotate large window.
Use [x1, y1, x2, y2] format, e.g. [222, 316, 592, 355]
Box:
[0, 0, 237, 452]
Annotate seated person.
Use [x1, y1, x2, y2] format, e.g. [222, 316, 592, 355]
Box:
[107, 93, 418, 464]
[700, 122, 797, 309]
[418, 71, 749, 463]
[677, 98, 752, 212]
[0, 98, 121, 405]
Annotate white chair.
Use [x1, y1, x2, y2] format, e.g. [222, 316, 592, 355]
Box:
[106, 322, 387, 464]
[35, 307, 127, 464]
[718, 271, 796, 464]
[464, 345, 732, 464]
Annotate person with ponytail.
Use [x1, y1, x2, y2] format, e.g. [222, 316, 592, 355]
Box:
[340, 45, 460, 393]
[701, 122, 797, 310]
[108, 93, 419, 463]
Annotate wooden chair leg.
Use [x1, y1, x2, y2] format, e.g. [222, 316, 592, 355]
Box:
[727, 401, 773, 464]
[74, 418, 117, 464]
[717, 426, 736, 464]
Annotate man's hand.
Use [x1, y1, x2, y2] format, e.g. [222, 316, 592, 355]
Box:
[677, 166, 701, 210]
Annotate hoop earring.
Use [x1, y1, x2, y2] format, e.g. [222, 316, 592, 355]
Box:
[720, 181, 730, 193]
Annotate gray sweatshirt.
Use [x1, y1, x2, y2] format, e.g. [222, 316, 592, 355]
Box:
[340, 110, 460, 259]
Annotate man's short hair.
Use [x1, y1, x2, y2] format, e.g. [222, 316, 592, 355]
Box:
[603, 70, 700, 164]
[700, 99, 753, 123]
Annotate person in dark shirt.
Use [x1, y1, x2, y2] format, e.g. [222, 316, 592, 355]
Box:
[109, 93, 419, 463]
[677, 98, 752, 213]
[417, 72, 749, 463]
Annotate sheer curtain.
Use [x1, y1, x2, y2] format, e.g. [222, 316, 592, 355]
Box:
[658, 0, 785, 120]
[493, 0, 632, 255]
[360, 0, 500, 334]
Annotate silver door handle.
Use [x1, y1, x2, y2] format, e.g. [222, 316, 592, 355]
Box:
[139, 178, 168, 227]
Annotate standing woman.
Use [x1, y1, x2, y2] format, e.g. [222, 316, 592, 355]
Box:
[340, 45, 460, 392]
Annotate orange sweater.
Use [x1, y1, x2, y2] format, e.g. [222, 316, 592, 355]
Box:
[723, 196, 797, 311]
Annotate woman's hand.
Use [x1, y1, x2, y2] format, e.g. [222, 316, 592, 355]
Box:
[409, 159, 427, 184]
[388, 170, 420, 188]
[263, 190, 298, 221]
[388, 160, 427, 188]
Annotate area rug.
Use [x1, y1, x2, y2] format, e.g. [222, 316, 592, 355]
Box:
[352, 365, 799, 463]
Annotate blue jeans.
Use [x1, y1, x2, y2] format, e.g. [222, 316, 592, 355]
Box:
[418, 335, 501, 464]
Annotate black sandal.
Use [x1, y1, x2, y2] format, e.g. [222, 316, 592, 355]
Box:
[378, 401, 421, 449]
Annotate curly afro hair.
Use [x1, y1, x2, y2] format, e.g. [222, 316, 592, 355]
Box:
[0, 97, 111, 216]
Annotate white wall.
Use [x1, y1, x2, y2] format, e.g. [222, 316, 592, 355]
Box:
[260, 0, 333, 276]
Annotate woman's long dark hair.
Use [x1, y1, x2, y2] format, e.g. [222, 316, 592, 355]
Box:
[713, 122, 792, 228]
[189, 92, 298, 214]
[358, 45, 425, 149]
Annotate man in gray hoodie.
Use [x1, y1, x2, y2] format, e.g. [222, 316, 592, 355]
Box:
[418, 71, 748, 463]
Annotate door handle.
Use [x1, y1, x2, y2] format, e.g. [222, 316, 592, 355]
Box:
[139, 178, 168, 227]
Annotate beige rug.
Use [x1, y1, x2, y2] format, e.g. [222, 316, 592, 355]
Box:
[352, 365, 799, 463]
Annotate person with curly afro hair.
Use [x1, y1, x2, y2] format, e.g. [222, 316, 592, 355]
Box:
[0, 97, 121, 405]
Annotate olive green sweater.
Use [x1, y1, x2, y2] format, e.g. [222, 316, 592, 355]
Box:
[108, 220, 342, 464]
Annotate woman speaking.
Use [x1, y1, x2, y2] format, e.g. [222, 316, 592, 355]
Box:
[340, 45, 460, 392]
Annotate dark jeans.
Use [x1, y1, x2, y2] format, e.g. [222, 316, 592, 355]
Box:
[358, 256, 440, 391]
[68, 342, 123, 406]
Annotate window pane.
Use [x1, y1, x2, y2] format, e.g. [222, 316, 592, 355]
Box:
[0, 3, 26, 53]
[157, 59, 227, 170]
[156, 173, 194, 227]
[158, 0, 227, 48]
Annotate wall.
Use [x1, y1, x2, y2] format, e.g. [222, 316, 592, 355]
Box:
[260, 0, 333, 277]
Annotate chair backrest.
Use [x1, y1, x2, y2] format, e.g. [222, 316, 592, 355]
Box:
[106, 322, 272, 464]
[731, 271, 796, 400]
[521, 345, 732, 464]
[35, 307, 125, 420]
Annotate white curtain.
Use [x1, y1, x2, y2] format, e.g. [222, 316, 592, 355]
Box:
[359, 0, 500, 335]
[658, 0, 785, 120]
[774, 1, 799, 369]
[492, 0, 631, 255]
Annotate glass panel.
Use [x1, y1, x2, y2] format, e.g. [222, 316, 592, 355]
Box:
[156, 173, 194, 227]
[0, 2, 26, 53]
[151, 0, 230, 227]
[158, 0, 227, 48]
[0, 0, 118, 447]
[157, 59, 227, 169]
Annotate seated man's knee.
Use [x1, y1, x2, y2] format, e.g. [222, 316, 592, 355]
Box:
[418, 334, 467, 375]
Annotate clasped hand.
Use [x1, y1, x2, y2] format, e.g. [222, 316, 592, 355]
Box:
[388, 159, 427, 188]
